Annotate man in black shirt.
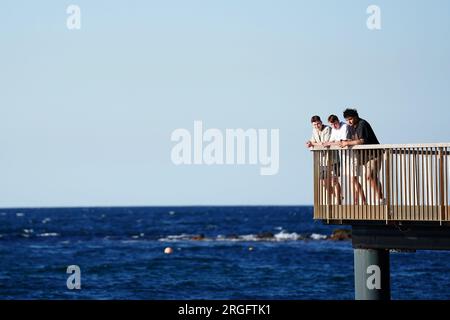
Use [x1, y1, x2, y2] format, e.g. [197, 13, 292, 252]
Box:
[339, 109, 383, 205]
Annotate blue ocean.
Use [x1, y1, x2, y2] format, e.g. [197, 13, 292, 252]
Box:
[0, 206, 449, 299]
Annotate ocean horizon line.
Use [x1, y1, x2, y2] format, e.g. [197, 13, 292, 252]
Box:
[0, 204, 314, 211]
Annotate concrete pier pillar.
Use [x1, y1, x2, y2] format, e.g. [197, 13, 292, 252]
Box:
[354, 248, 390, 300]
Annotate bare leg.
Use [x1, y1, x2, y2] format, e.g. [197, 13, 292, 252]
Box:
[321, 178, 334, 204]
[332, 177, 342, 205]
[368, 176, 383, 201]
[366, 160, 383, 202]
[352, 176, 366, 205]
[334, 183, 342, 205]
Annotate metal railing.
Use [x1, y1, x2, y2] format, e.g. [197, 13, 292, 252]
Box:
[312, 143, 450, 224]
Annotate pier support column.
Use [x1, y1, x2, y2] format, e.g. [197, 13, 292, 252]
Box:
[354, 248, 390, 300]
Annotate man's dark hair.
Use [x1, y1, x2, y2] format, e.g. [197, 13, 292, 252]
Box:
[311, 115, 321, 123]
[328, 114, 339, 123]
[343, 108, 359, 119]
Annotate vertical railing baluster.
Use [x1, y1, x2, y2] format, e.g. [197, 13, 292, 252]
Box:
[414, 149, 419, 213]
[439, 147, 444, 225]
[394, 148, 398, 219]
[362, 149, 366, 219]
[369, 148, 372, 219]
[402, 148, 408, 220]
[313, 151, 317, 218]
[435, 147, 439, 221]
[421, 147, 425, 221]
[444, 147, 449, 221]
[378, 148, 382, 220]
[346, 148, 350, 220]
[426, 147, 429, 220]
[319, 150, 322, 219]
[337, 148, 341, 220]
[408, 148, 412, 220]
[385, 148, 390, 223]
[356, 148, 359, 219]
[327, 150, 331, 222]
[382, 148, 384, 219]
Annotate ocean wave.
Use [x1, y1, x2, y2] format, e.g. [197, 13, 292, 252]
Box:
[274, 231, 303, 241]
[310, 233, 328, 240]
[158, 231, 329, 242]
[36, 232, 60, 237]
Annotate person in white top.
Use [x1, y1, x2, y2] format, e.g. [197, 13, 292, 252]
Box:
[328, 115, 349, 143]
[322, 115, 349, 205]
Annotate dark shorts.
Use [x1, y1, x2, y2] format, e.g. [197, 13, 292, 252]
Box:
[319, 163, 341, 179]
[352, 155, 381, 177]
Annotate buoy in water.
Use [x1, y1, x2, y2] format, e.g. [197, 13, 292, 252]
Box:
[164, 247, 173, 254]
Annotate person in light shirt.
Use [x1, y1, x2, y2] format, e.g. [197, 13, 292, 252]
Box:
[328, 114, 349, 143]
[322, 115, 349, 205]
[305, 115, 331, 148]
[305, 115, 334, 201]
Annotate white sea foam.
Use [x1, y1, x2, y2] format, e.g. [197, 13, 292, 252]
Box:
[158, 231, 330, 242]
[274, 231, 300, 241]
[239, 234, 259, 241]
[16, 213, 24, 217]
[37, 232, 59, 237]
[158, 234, 191, 241]
[310, 233, 327, 240]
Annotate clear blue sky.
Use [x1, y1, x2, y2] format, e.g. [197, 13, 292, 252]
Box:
[1, 0, 449, 207]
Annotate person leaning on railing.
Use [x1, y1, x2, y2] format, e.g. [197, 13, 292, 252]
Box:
[321, 114, 349, 205]
[305, 115, 336, 201]
[338, 108, 385, 205]
[305, 115, 331, 149]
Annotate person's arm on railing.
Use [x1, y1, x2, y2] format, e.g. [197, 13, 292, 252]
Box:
[323, 140, 344, 147]
[339, 139, 364, 147]
[306, 140, 326, 148]
[306, 126, 331, 148]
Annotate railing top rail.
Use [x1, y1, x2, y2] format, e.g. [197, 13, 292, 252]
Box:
[311, 142, 450, 151]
